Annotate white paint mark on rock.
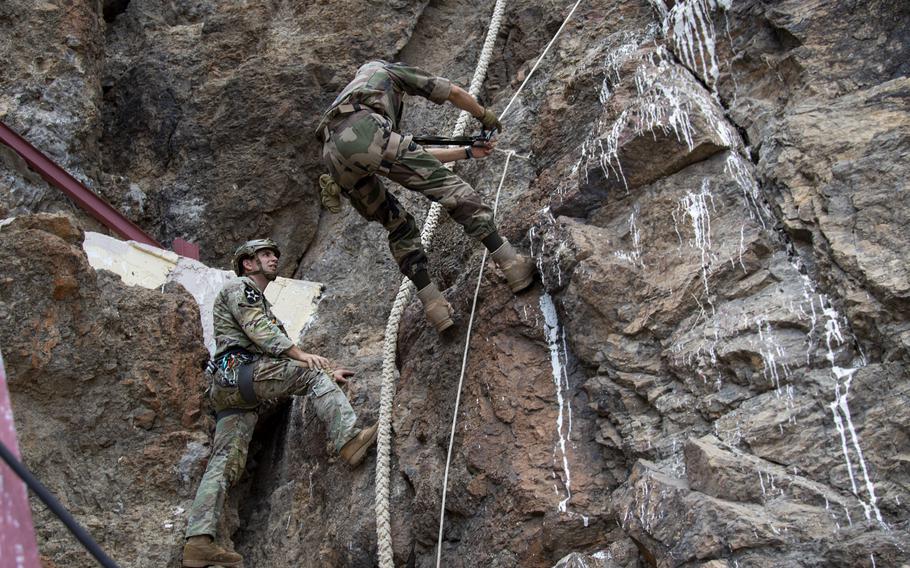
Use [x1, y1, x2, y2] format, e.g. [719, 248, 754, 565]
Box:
[539, 292, 573, 513]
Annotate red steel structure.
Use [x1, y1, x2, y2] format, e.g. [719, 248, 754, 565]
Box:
[0, 349, 41, 568]
[0, 121, 199, 259]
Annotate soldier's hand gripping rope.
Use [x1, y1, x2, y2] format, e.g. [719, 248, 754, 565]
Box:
[475, 106, 503, 133]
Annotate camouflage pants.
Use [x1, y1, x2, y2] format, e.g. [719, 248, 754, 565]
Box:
[185, 357, 358, 538]
[322, 110, 496, 279]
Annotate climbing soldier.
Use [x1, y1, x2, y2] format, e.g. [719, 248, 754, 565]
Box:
[317, 60, 535, 332]
[181, 239, 378, 568]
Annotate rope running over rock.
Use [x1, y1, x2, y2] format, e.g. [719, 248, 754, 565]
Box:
[375, 0, 584, 565]
[374, 2, 508, 566]
[435, 151, 512, 568]
[433, 2, 585, 565]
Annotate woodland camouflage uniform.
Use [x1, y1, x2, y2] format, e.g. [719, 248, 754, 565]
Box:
[317, 60, 496, 280]
[184, 276, 359, 539]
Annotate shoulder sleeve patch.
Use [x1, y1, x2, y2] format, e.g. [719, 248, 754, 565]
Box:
[244, 284, 262, 304]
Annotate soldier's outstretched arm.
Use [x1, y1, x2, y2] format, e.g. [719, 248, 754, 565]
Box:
[425, 141, 495, 163]
[448, 85, 503, 132]
[282, 345, 331, 370]
[447, 85, 485, 118]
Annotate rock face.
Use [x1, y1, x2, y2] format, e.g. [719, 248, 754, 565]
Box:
[0, 0, 106, 222]
[0, 214, 210, 566]
[2, 1, 909, 568]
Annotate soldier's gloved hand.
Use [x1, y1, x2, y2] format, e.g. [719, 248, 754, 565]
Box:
[476, 107, 503, 133]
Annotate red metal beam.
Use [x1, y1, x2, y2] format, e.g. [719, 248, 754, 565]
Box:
[0, 349, 41, 568]
[0, 121, 162, 249]
[172, 237, 200, 260]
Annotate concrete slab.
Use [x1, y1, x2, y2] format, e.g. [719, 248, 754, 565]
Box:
[82, 232, 322, 355]
[84, 231, 178, 288]
[265, 276, 324, 342]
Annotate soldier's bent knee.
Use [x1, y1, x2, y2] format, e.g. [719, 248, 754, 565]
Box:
[310, 373, 342, 400]
[287, 362, 315, 396]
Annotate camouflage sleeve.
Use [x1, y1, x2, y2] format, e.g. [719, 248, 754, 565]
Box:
[225, 282, 295, 356]
[385, 62, 452, 104]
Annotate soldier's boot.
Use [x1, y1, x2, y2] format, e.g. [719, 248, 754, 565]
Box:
[340, 423, 379, 467]
[416, 283, 454, 332]
[182, 535, 243, 568]
[491, 241, 535, 293]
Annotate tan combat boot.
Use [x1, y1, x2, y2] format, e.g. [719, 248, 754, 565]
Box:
[182, 535, 243, 568]
[491, 241, 535, 293]
[416, 283, 455, 332]
[340, 423, 379, 467]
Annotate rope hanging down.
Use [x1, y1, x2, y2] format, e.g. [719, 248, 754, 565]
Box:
[373, 2, 508, 566]
[375, 0, 584, 565]
[434, 4, 584, 564]
[435, 151, 513, 568]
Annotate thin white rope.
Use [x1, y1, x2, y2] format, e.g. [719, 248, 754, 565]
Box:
[376, 0, 584, 564]
[435, 151, 512, 568]
[374, 2, 508, 567]
[500, 0, 585, 122]
[434, 2, 585, 564]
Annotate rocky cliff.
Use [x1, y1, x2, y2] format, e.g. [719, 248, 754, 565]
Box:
[1, 0, 908, 567]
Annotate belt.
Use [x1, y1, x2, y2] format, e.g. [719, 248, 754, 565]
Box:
[215, 346, 254, 361]
[318, 103, 371, 142]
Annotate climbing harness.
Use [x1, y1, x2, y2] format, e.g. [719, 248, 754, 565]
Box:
[374, 1, 585, 566]
[214, 349, 257, 384]
[207, 349, 260, 422]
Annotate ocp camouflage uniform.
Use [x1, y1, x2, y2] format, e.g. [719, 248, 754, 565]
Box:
[317, 60, 496, 280]
[185, 276, 359, 539]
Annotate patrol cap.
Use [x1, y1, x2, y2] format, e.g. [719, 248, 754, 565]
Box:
[232, 239, 281, 275]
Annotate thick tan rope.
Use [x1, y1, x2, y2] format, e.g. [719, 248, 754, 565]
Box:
[375, 0, 585, 564]
[433, 2, 585, 565]
[374, 2, 508, 566]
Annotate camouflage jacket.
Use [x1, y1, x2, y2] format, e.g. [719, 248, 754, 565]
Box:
[316, 60, 452, 134]
[212, 277, 295, 359]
